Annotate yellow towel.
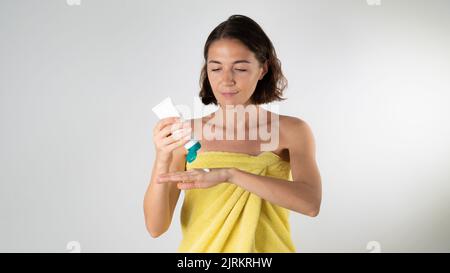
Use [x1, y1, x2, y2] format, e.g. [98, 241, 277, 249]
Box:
[178, 151, 297, 253]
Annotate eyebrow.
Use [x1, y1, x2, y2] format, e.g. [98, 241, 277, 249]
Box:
[207, 60, 251, 64]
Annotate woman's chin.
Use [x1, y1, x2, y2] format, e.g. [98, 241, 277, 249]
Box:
[218, 99, 251, 107]
[220, 102, 244, 107]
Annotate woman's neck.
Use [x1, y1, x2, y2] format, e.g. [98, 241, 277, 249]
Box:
[214, 104, 265, 131]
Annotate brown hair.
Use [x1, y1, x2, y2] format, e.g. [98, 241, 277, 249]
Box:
[199, 14, 287, 105]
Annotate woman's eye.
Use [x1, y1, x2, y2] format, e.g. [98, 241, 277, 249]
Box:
[210, 68, 247, 72]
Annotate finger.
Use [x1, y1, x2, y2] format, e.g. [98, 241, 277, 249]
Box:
[168, 173, 195, 181]
[177, 181, 201, 190]
[165, 121, 191, 135]
[159, 171, 186, 178]
[154, 117, 181, 134]
[171, 127, 192, 141]
[157, 121, 183, 138]
[160, 119, 191, 134]
[157, 125, 184, 144]
[157, 176, 178, 183]
[161, 128, 192, 146]
[158, 173, 196, 183]
[157, 175, 178, 183]
[188, 168, 208, 174]
[159, 171, 192, 179]
[165, 135, 191, 151]
[157, 121, 191, 141]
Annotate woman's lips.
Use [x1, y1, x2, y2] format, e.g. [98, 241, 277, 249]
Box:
[221, 91, 238, 98]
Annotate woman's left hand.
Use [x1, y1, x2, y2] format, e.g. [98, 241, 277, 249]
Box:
[157, 168, 232, 190]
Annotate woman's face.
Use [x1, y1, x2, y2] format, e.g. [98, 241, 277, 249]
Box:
[207, 38, 268, 106]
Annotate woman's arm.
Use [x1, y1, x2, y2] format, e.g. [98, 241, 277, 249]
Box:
[143, 150, 184, 238]
[157, 118, 322, 217]
[143, 117, 191, 238]
[226, 169, 320, 217]
[228, 118, 321, 216]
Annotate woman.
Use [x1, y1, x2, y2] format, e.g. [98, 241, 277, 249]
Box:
[144, 15, 322, 252]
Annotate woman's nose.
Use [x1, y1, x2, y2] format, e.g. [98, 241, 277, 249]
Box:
[222, 69, 235, 83]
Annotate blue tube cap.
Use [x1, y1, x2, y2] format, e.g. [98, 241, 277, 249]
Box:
[186, 142, 201, 163]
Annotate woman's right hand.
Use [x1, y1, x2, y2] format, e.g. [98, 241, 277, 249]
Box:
[153, 117, 192, 164]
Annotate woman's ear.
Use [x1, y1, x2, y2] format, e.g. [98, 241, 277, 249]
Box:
[259, 61, 269, 80]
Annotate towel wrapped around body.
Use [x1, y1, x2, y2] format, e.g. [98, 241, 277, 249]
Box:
[178, 151, 296, 253]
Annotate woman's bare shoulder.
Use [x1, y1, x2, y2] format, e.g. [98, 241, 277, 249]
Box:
[278, 114, 314, 148]
[279, 114, 308, 128]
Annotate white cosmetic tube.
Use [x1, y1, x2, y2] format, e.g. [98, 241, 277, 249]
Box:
[152, 97, 201, 163]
